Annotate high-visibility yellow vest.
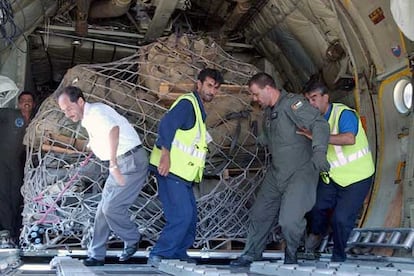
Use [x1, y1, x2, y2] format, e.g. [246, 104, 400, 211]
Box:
[150, 93, 207, 183]
[327, 103, 375, 186]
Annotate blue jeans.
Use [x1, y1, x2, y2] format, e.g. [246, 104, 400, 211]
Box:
[150, 174, 197, 259]
[310, 175, 373, 261]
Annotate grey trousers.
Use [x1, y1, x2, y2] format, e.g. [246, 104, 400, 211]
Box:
[243, 163, 319, 260]
[89, 147, 148, 260]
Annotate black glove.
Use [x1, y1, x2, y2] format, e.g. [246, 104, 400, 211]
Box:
[311, 150, 330, 172]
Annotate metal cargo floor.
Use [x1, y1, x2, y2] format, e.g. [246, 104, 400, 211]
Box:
[4, 251, 414, 276]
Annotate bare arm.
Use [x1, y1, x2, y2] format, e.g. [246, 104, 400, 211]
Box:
[329, 132, 355, 145]
[108, 126, 126, 185]
[108, 126, 119, 166]
[297, 128, 355, 145]
[158, 147, 171, 176]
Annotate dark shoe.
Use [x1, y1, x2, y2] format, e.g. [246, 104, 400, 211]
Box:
[331, 258, 346, 263]
[284, 248, 298, 264]
[180, 256, 197, 264]
[331, 253, 346, 263]
[119, 242, 138, 262]
[0, 230, 17, 249]
[147, 255, 162, 268]
[305, 233, 322, 252]
[83, 257, 104, 266]
[230, 255, 254, 267]
[297, 251, 320, 260]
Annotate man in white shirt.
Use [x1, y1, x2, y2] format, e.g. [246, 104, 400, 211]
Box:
[56, 86, 148, 266]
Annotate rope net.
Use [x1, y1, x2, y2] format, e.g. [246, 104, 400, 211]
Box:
[20, 34, 271, 252]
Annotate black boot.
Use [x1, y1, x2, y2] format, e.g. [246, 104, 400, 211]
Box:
[305, 233, 322, 252]
[83, 257, 104, 266]
[284, 247, 298, 264]
[229, 255, 254, 267]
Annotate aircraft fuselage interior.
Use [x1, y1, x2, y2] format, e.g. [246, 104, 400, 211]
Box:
[1, 0, 414, 274]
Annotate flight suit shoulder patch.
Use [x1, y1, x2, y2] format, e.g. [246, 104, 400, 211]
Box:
[291, 100, 304, 110]
[15, 117, 25, 128]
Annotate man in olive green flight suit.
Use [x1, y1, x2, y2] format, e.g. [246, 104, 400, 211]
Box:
[0, 91, 35, 243]
[231, 72, 330, 266]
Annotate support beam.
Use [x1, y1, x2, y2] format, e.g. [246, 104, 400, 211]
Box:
[144, 0, 179, 42]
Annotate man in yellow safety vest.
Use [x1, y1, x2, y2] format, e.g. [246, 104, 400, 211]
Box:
[148, 68, 224, 267]
[300, 82, 375, 262]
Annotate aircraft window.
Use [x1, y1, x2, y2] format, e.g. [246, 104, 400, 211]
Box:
[403, 83, 412, 110]
[393, 78, 413, 114]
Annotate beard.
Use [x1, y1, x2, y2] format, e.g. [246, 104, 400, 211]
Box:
[203, 93, 214, 102]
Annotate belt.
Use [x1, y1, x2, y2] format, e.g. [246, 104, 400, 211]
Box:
[118, 144, 142, 160]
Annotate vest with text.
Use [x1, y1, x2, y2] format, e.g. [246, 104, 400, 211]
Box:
[150, 93, 207, 183]
[327, 103, 375, 186]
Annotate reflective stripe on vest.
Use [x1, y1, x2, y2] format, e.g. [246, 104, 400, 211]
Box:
[329, 104, 371, 169]
[330, 146, 371, 169]
[171, 139, 207, 160]
[149, 93, 207, 183]
[327, 103, 375, 186]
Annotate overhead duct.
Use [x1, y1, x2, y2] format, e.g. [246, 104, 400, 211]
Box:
[220, 0, 252, 33]
[144, 0, 179, 42]
[234, 0, 269, 33]
[268, 25, 318, 85]
[75, 0, 132, 36]
[76, 0, 92, 36]
[89, 0, 132, 19]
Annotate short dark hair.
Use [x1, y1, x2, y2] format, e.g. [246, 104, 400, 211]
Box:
[18, 91, 35, 102]
[303, 82, 328, 95]
[197, 68, 224, 85]
[56, 86, 85, 102]
[248, 72, 277, 89]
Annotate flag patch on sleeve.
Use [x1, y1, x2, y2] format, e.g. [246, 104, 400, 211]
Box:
[291, 100, 303, 110]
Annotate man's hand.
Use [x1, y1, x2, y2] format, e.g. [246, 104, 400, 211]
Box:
[111, 167, 126, 186]
[158, 148, 171, 176]
[296, 127, 313, 140]
[311, 150, 330, 172]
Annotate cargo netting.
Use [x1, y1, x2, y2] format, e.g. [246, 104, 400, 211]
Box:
[20, 34, 271, 252]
